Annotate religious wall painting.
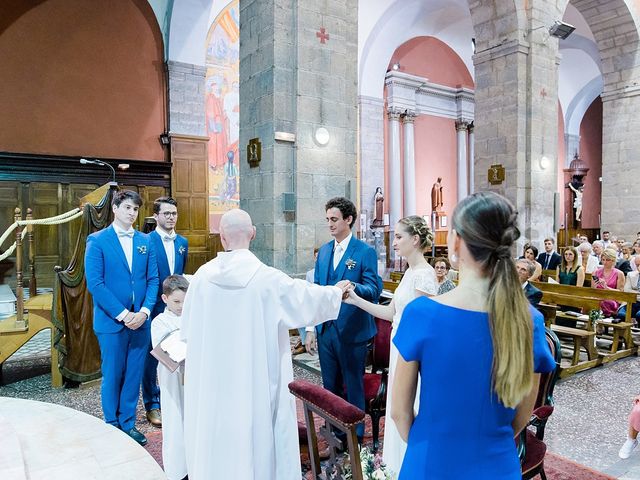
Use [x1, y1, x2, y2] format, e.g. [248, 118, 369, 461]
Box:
[205, 0, 240, 233]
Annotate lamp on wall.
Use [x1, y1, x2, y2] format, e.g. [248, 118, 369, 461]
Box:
[159, 132, 170, 146]
[314, 127, 330, 146]
[391, 62, 400, 71]
[549, 21, 576, 40]
[539, 156, 551, 170]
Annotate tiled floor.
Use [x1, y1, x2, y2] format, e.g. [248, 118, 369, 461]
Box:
[4, 332, 640, 478]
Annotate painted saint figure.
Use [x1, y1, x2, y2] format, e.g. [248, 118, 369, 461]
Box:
[431, 177, 444, 212]
[372, 187, 384, 227]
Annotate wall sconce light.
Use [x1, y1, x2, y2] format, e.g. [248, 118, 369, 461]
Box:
[159, 133, 170, 146]
[549, 21, 575, 40]
[314, 127, 330, 146]
[391, 62, 401, 71]
[540, 156, 551, 170]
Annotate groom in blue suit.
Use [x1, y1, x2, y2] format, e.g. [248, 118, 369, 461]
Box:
[306, 197, 382, 442]
[85, 190, 158, 446]
[142, 196, 189, 427]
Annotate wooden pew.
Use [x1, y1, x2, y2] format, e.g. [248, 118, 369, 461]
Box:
[531, 281, 637, 377]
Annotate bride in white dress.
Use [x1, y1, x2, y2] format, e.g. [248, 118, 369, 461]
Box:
[345, 215, 437, 476]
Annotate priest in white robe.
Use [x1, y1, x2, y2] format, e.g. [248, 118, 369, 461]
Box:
[181, 209, 347, 480]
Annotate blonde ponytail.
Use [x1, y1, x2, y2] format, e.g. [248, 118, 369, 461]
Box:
[452, 192, 534, 408]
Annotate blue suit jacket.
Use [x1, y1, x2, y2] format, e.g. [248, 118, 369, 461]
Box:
[315, 236, 382, 343]
[85, 226, 159, 334]
[148, 230, 188, 318]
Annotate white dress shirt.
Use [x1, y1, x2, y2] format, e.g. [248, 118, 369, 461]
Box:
[156, 225, 176, 275]
[333, 233, 352, 270]
[112, 224, 150, 322]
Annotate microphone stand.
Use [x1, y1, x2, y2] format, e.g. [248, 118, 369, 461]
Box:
[80, 158, 116, 183]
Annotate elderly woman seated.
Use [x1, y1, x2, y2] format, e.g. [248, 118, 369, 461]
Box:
[616, 242, 634, 275]
[578, 242, 600, 274]
[433, 257, 456, 295]
[592, 240, 605, 264]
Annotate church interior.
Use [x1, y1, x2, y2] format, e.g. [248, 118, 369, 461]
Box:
[2, 0, 640, 479]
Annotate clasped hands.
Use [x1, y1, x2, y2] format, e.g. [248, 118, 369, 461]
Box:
[335, 280, 355, 300]
[123, 311, 148, 330]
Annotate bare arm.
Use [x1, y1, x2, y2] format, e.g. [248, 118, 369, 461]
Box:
[512, 373, 541, 435]
[555, 266, 560, 283]
[616, 271, 625, 291]
[576, 266, 585, 287]
[344, 290, 395, 321]
[390, 354, 419, 442]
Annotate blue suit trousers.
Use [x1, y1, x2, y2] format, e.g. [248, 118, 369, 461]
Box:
[96, 327, 150, 431]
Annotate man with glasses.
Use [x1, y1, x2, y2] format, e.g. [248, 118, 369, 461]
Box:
[144, 197, 189, 427]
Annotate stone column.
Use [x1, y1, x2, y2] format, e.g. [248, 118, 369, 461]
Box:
[240, 0, 358, 274]
[455, 120, 469, 202]
[402, 112, 417, 216]
[387, 108, 402, 227]
[468, 122, 475, 194]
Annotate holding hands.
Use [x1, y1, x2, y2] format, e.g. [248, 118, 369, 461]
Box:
[335, 280, 355, 300]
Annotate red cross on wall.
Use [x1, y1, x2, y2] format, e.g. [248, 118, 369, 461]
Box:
[316, 27, 329, 44]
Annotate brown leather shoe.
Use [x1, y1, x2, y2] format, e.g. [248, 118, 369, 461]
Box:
[146, 408, 162, 427]
[293, 344, 307, 355]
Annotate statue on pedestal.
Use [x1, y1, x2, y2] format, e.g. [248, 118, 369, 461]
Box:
[371, 187, 384, 227]
[431, 177, 444, 213]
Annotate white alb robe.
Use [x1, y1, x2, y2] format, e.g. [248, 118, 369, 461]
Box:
[181, 249, 342, 480]
[151, 308, 187, 480]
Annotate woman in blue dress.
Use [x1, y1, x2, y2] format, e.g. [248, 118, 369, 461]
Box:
[391, 192, 556, 479]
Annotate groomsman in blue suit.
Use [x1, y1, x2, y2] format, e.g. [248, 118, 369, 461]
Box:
[305, 197, 383, 443]
[142, 196, 189, 427]
[85, 190, 159, 446]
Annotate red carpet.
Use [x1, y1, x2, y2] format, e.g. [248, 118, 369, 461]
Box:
[143, 401, 616, 479]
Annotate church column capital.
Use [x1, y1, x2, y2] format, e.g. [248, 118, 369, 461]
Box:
[455, 119, 470, 132]
[401, 111, 417, 123]
[387, 108, 402, 121]
[467, 121, 474, 133]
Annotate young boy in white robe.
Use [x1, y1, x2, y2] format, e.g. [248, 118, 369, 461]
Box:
[151, 275, 189, 480]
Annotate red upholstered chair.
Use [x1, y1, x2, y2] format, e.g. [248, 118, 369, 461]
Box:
[518, 327, 562, 480]
[290, 379, 365, 480]
[363, 317, 392, 452]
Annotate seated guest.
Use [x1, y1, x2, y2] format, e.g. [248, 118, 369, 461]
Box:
[578, 234, 589, 243]
[537, 237, 562, 270]
[592, 240, 604, 263]
[433, 257, 456, 295]
[518, 242, 531, 260]
[578, 242, 600, 274]
[556, 246, 585, 287]
[516, 259, 542, 306]
[633, 241, 640, 257]
[602, 231, 612, 249]
[617, 256, 640, 325]
[616, 242, 634, 275]
[524, 245, 543, 281]
[593, 248, 625, 317]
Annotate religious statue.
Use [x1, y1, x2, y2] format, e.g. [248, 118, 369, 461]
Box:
[372, 187, 384, 227]
[568, 181, 584, 222]
[431, 177, 444, 212]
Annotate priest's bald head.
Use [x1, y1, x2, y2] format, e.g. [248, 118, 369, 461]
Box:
[219, 209, 256, 250]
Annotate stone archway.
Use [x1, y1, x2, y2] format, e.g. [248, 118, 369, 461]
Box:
[561, 0, 640, 237]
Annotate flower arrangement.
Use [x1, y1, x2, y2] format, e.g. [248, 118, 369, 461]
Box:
[178, 246, 186, 255]
[589, 309, 604, 329]
[137, 245, 147, 254]
[345, 258, 357, 270]
[343, 447, 394, 480]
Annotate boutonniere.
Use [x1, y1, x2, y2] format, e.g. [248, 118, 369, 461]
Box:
[137, 246, 147, 254]
[178, 246, 186, 255]
[345, 258, 357, 270]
